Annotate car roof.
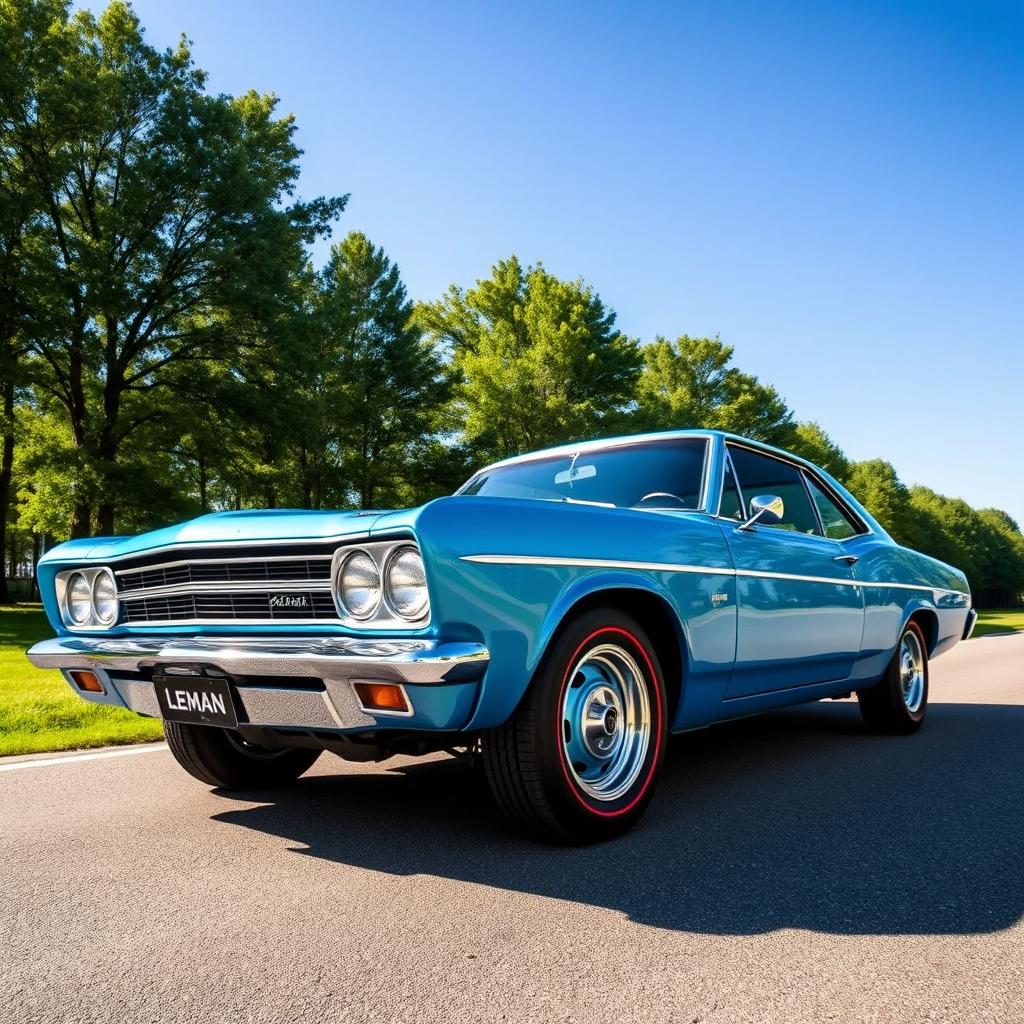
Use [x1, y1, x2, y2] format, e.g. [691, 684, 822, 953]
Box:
[468, 429, 890, 540]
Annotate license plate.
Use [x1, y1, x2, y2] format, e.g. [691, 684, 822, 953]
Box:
[153, 674, 238, 728]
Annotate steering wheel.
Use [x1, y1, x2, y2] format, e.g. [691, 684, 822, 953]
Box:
[636, 491, 689, 508]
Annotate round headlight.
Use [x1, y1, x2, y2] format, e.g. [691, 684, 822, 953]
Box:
[337, 550, 382, 619]
[92, 568, 118, 626]
[67, 573, 92, 624]
[385, 546, 429, 620]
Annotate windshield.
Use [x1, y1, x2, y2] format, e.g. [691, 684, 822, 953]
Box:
[458, 439, 708, 510]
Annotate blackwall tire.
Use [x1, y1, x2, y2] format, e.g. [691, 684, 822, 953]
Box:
[164, 721, 321, 789]
[856, 620, 929, 735]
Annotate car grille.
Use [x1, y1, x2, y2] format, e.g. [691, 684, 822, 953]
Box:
[114, 545, 339, 624]
[118, 557, 332, 592]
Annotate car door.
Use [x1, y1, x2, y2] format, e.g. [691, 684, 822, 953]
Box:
[721, 444, 865, 697]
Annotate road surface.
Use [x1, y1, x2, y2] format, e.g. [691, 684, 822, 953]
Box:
[3, 634, 1022, 1023]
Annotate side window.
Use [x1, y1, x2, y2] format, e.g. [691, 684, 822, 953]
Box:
[805, 474, 860, 540]
[727, 446, 820, 535]
[719, 456, 744, 520]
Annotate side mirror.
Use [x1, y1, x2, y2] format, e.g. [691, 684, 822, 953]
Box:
[738, 494, 784, 532]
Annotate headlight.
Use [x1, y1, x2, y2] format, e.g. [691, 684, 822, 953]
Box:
[384, 546, 429, 620]
[91, 568, 119, 625]
[67, 573, 92, 624]
[337, 550, 382, 619]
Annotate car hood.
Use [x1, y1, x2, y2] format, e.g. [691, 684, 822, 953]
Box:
[38, 508, 410, 565]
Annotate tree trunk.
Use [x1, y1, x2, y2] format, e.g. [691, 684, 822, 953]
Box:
[71, 502, 92, 539]
[0, 375, 13, 602]
[31, 532, 41, 601]
[198, 457, 208, 512]
[95, 366, 122, 535]
[68, 335, 92, 538]
[299, 445, 312, 508]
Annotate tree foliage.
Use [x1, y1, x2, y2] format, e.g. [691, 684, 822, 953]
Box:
[416, 256, 641, 461]
[313, 232, 454, 508]
[636, 335, 795, 445]
[0, 0, 344, 535]
[790, 421, 849, 481]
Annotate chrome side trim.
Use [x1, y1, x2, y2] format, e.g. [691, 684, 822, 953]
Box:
[460, 554, 970, 598]
[461, 554, 733, 576]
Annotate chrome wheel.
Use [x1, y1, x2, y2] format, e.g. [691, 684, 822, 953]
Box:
[899, 629, 925, 713]
[561, 643, 651, 802]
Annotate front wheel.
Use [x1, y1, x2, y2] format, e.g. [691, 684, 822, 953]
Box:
[482, 609, 668, 844]
[856, 620, 929, 734]
[164, 721, 321, 789]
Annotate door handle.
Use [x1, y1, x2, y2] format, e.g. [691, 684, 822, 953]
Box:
[833, 554, 859, 565]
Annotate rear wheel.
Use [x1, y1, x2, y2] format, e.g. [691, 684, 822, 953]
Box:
[164, 721, 321, 789]
[856, 620, 929, 734]
[483, 609, 668, 844]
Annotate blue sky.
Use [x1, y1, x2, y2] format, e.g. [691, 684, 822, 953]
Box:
[110, 0, 1022, 522]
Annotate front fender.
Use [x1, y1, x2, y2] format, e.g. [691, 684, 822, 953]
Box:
[413, 497, 737, 731]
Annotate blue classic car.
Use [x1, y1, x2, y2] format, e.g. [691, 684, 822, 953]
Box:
[27, 430, 975, 842]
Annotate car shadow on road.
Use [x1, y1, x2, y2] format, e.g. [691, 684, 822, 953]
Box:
[211, 700, 1024, 936]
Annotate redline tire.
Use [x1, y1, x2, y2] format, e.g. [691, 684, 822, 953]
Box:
[856, 619, 929, 734]
[483, 608, 668, 844]
[164, 721, 321, 789]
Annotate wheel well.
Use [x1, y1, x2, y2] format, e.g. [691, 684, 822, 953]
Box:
[557, 588, 685, 720]
[907, 608, 939, 655]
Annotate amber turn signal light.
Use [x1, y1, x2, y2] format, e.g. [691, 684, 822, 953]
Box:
[353, 681, 410, 714]
[69, 670, 105, 694]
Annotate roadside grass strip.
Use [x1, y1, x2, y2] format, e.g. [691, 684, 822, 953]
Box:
[0, 604, 164, 756]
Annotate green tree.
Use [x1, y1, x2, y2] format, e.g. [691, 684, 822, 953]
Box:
[417, 256, 641, 461]
[844, 459, 918, 545]
[907, 486, 987, 592]
[315, 232, 454, 508]
[635, 334, 795, 445]
[974, 509, 1024, 606]
[0, 0, 345, 536]
[789, 421, 850, 480]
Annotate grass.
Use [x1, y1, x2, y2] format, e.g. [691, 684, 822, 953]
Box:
[0, 603, 163, 757]
[974, 608, 1024, 637]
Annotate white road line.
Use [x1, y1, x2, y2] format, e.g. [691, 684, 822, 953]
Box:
[0, 742, 167, 774]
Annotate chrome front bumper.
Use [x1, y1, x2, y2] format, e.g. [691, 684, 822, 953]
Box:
[27, 636, 489, 732]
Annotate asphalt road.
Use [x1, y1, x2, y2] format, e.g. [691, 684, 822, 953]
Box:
[3, 635, 1023, 1024]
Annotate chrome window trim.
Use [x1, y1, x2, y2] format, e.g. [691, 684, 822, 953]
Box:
[714, 449, 746, 521]
[802, 471, 861, 542]
[799, 469, 826, 538]
[724, 440, 872, 540]
[459, 553, 970, 599]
